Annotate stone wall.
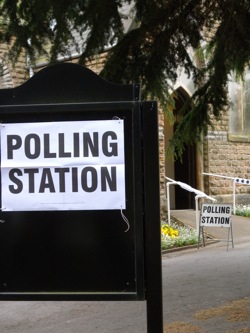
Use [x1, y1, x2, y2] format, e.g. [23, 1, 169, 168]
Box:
[203, 108, 250, 204]
[158, 108, 167, 220]
[0, 41, 28, 88]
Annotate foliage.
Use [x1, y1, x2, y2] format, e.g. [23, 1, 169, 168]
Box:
[235, 204, 250, 218]
[1, 0, 250, 157]
[161, 221, 199, 250]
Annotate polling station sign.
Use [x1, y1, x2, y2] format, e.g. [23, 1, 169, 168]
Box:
[0, 119, 126, 211]
[200, 203, 232, 227]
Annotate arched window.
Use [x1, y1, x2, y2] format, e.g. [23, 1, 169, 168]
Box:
[229, 70, 250, 135]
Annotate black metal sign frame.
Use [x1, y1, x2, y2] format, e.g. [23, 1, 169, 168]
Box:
[0, 101, 146, 300]
[0, 63, 163, 331]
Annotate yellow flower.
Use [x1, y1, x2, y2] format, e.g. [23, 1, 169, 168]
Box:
[161, 223, 179, 238]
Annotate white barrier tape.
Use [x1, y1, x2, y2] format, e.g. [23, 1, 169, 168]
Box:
[234, 178, 250, 185]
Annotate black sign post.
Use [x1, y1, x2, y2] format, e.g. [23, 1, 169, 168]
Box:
[0, 63, 163, 332]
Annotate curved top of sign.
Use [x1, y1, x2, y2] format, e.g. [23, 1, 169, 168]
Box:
[0, 63, 140, 105]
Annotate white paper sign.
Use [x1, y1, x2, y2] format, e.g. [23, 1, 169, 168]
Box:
[0, 120, 126, 211]
[200, 203, 231, 228]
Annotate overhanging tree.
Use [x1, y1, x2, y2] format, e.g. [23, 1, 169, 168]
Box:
[1, 0, 250, 158]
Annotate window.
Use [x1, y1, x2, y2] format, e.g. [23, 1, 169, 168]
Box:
[229, 70, 250, 137]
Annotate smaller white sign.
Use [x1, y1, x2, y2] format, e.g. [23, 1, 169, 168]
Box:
[200, 203, 232, 228]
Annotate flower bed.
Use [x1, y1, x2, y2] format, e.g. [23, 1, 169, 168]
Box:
[161, 221, 199, 250]
[235, 204, 250, 217]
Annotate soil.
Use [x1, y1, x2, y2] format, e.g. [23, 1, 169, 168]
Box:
[164, 297, 250, 333]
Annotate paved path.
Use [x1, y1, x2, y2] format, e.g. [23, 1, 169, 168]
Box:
[0, 210, 249, 332]
[162, 241, 250, 332]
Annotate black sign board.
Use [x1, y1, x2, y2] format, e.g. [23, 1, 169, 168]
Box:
[0, 63, 163, 331]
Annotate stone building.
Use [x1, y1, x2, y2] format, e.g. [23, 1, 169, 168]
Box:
[164, 69, 250, 214]
[1, 24, 250, 220]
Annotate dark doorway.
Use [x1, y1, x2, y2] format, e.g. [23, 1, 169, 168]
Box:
[173, 88, 197, 209]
